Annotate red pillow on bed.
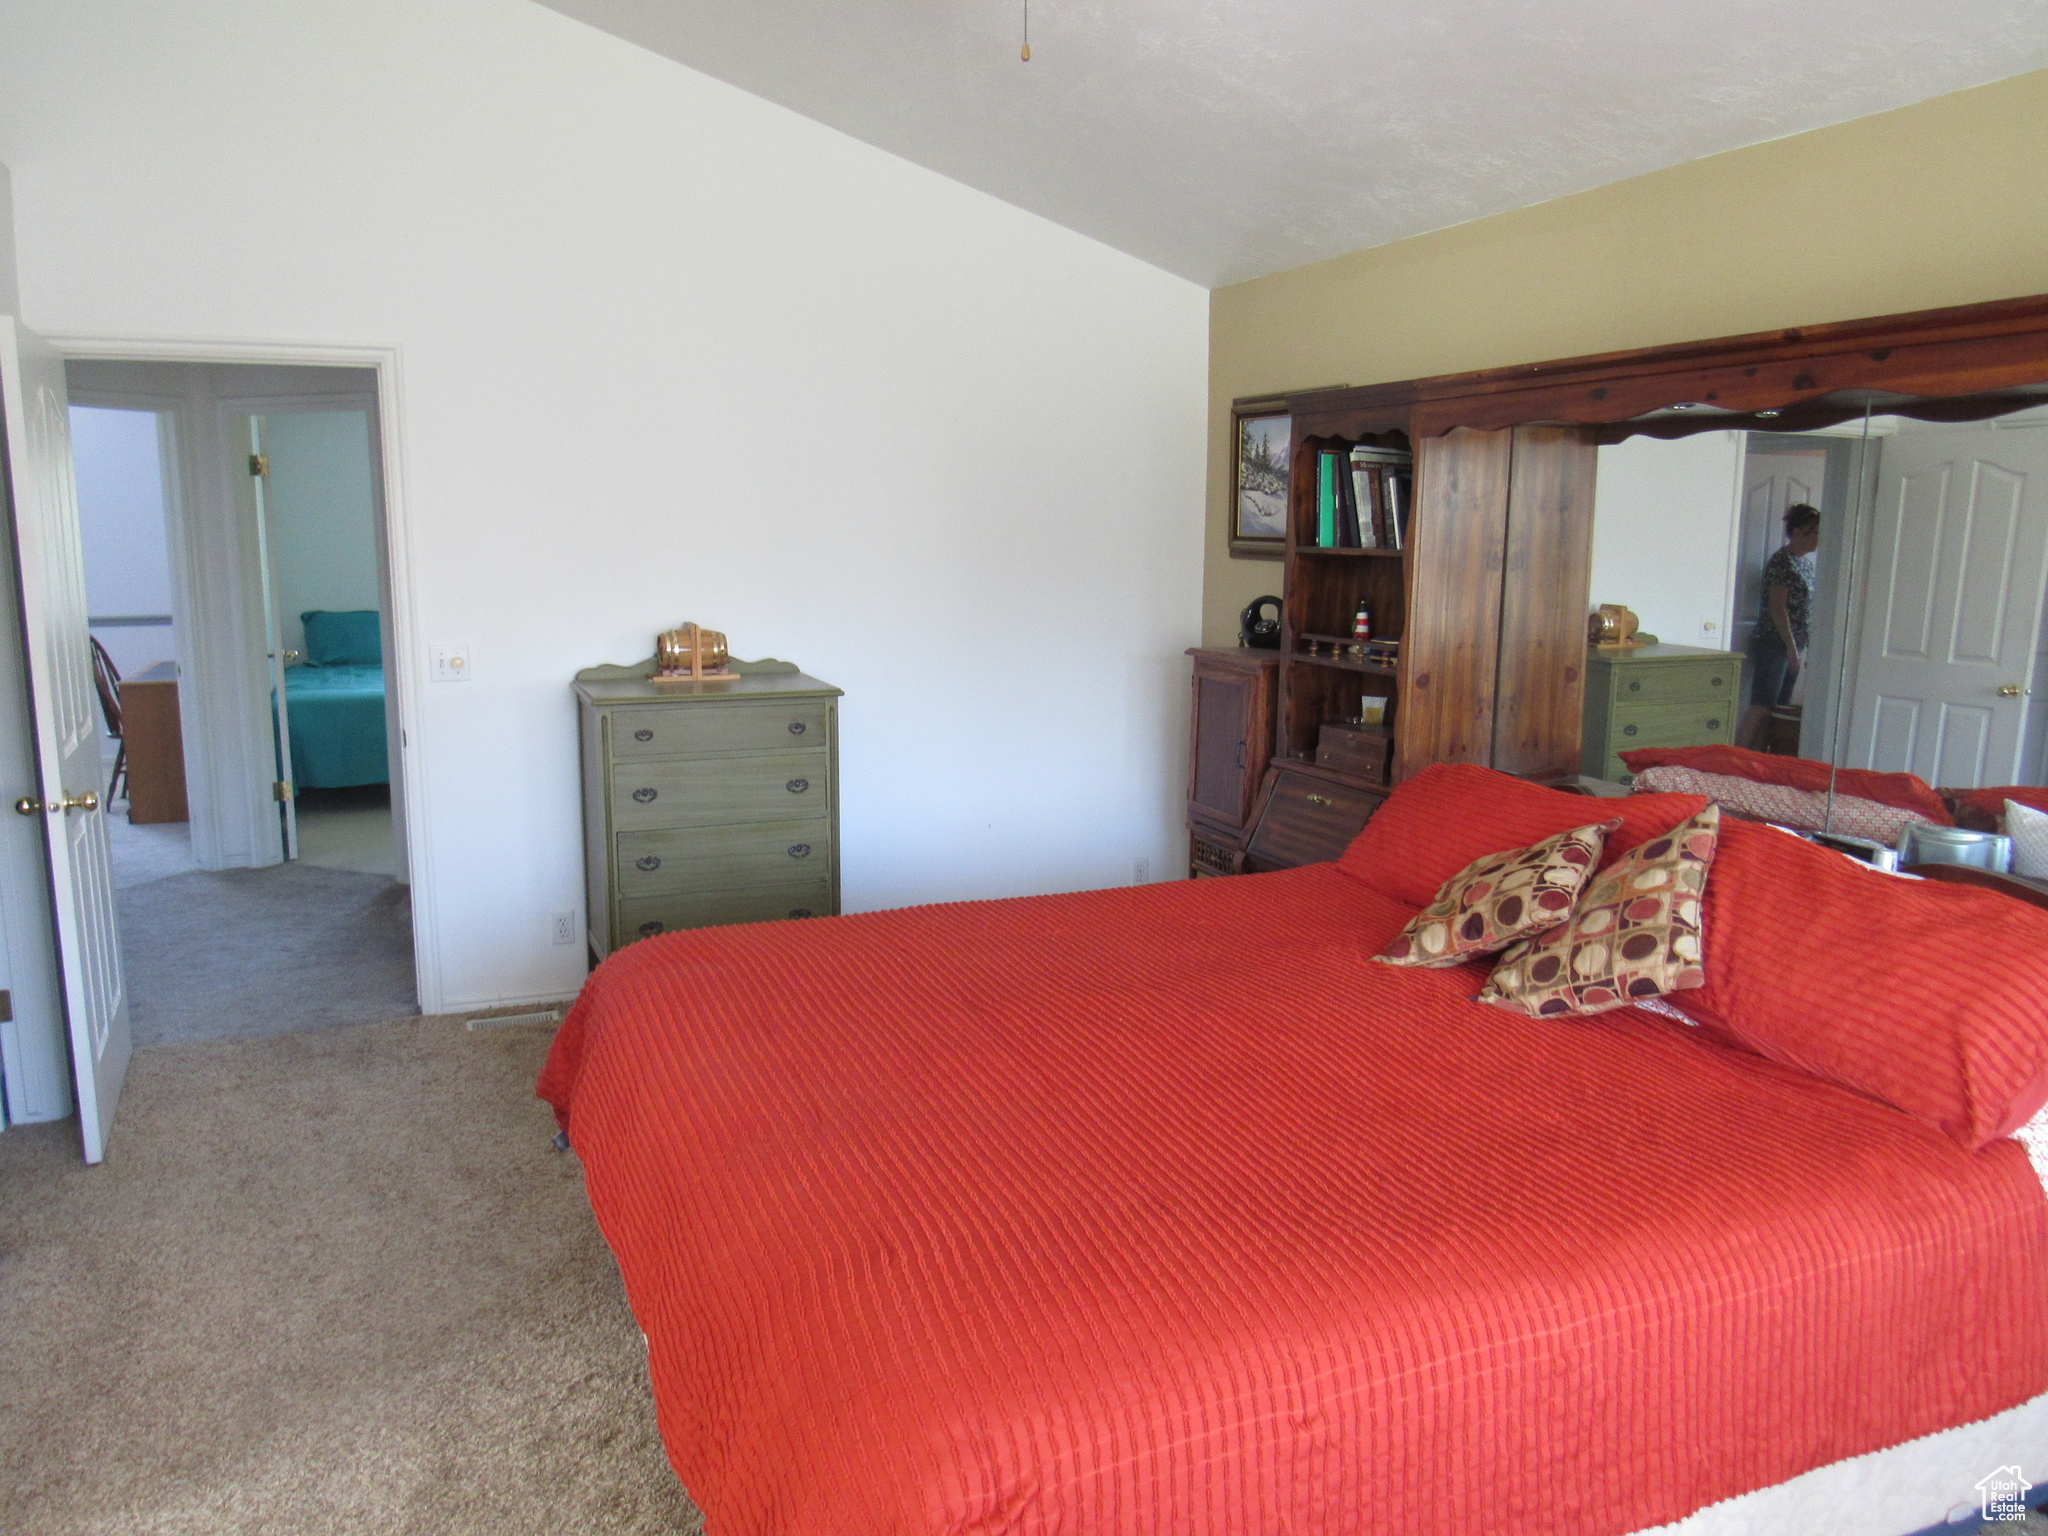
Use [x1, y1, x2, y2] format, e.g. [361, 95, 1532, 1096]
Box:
[1672, 817, 2048, 1150]
[1618, 745, 1952, 826]
[1336, 764, 1709, 909]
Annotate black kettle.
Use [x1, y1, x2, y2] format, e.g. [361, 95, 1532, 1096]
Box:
[1240, 595, 1282, 650]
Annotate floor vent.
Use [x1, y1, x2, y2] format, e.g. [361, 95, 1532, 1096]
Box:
[465, 1009, 563, 1032]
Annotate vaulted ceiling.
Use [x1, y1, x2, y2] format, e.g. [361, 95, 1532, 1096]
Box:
[536, 0, 2048, 287]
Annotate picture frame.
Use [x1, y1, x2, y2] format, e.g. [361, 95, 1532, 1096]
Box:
[1230, 401, 1291, 559]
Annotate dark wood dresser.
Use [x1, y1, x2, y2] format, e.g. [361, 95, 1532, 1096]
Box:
[1184, 648, 1278, 876]
[1185, 649, 1388, 877]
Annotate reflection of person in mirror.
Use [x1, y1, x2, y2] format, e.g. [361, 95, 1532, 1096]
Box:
[1738, 504, 1821, 752]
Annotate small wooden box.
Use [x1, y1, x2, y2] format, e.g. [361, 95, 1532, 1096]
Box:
[1314, 722, 1393, 785]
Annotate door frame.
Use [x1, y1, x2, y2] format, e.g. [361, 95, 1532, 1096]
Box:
[50, 335, 442, 1013]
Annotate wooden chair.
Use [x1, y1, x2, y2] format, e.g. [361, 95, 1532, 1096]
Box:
[89, 636, 126, 803]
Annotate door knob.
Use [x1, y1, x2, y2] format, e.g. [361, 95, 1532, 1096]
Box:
[1997, 683, 2030, 698]
[14, 791, 98, 815]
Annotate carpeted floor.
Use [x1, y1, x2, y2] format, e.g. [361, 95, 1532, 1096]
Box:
[116, 863, 417, 1046]
[0, 1012, 702, 1536]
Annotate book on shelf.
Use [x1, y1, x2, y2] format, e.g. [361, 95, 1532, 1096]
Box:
[1333, 451, 1361, 547]
[1386, 470, 1411, 550]
[1348, 458, 1379, 548]
[1315, 451, 1338, 548]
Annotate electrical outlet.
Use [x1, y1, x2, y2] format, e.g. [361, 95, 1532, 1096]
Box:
[433, 644, 474, 682]
[551, 910, 577, 946]
[1133, 857, 1150, 885]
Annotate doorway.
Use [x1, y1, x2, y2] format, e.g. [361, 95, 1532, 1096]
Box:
[68, 363, 417, 1047]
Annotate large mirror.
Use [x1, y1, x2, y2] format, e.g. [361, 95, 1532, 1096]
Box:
[1585, 385, 2048, 865]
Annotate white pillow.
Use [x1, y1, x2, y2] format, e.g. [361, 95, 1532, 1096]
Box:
[2016, 1097, 2048, 1196]
[2006, 799, 2048, 879]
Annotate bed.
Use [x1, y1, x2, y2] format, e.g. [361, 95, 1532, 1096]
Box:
[539, 766, 2048, 1536]
[283, 663, 387, 788]
[280, 609, 387, 789]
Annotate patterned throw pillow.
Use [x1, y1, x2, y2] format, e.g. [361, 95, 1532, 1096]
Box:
[1630, 764, 1935, 844]
[1373, 820, 1619, 969]
[2008, 799, 2048, 879]
[1480, 805, 1721, 1016]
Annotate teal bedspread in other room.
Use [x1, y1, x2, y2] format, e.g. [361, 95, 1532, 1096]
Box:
[283, 664, 388, 788]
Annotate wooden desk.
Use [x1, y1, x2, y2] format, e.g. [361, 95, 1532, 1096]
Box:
[119, 661, 188, 824]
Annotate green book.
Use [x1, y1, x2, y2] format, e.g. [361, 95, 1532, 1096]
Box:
[1316, 451, 1337, 548]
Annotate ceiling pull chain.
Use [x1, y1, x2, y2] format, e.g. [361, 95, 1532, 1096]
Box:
[1021, 0, 1031, 61]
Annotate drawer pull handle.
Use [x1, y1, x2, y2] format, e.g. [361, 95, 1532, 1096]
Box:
[1706, 718, 1721, 730]
[1628, 680, 1642, 692]
[787, 843, 811, 860]
[634, 728, 654, 742]
[786, 778, 809, 794]
[1710, 677, 1724, 688]
[638, 919, 665, 937]
[1622, 725, 1639, 737]
[788, 908, 814, 919]
[632, 787, 658, 803]
[787, 721, 807, 735]
[1306, 793, 1331, 806]
[635, 855, 661, 871]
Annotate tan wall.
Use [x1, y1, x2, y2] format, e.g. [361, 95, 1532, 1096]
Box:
[1204, 67, 2048, 646]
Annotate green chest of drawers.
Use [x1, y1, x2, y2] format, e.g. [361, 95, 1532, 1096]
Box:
[1580, 643, 1743, 783]
[575, 660, 843, 956]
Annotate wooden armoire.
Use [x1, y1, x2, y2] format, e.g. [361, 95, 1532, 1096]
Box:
[1192, 387, 1595, 876]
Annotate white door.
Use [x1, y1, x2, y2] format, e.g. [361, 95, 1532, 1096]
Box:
[1845, 424, 2048, 789]
[0, 317, 132, 1163]
[247, 418, 300, 859]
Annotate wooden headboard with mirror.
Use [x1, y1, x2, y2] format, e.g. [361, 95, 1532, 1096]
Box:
[1277, 292, 2048, 790]
[1208, 294, 2048, 879]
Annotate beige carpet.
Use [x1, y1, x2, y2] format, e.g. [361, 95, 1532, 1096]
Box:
[0, 1013, 703, 1536]
[106, 808, 418, 1047]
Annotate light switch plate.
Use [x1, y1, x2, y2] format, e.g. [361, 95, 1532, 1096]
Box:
[432, 644, 474, 682]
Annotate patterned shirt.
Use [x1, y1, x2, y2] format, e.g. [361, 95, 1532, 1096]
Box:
[1761, 546, 1813, 651]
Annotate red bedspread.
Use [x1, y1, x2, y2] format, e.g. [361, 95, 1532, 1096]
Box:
[539, 865, 2048, 1536]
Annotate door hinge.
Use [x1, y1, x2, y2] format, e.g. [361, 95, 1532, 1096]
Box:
[249, 453, 269, 477]
[0, 990, 11, 1023]
[273, 780, 294, 801]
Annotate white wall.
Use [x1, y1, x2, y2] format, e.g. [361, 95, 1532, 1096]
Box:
[1590, 432, 1745, 653]
[0, 163, 17, 319]
[0, 0, 1210, 1010]
[262, 411, 380, 663]
[73, 405, 178, 680]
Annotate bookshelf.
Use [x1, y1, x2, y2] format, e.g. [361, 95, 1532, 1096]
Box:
[1267, 387, 1598, 797]
[1280, 426, 1413, 774]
